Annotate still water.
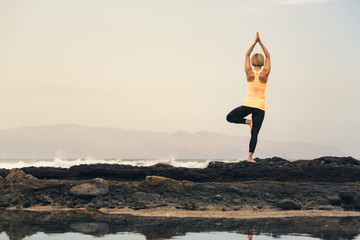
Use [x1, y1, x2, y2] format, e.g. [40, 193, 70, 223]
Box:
[1, 210, 360, 240]
[3, 232, 360, 240]
[0, 232, 332, 240]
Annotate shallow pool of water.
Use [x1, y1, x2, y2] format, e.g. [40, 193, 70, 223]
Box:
[1, 210, 360, 240]
[0, 232, 346, 240]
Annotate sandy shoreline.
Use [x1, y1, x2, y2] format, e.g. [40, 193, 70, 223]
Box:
[8, 206, 360, 219]
[103, 208, 360, 219]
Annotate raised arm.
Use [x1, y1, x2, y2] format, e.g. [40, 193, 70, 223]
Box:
[245, 36, 257, 74]
[258, 37, 271, 76]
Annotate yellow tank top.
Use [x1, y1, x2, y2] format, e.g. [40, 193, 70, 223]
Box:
[242, 69, 267, 111]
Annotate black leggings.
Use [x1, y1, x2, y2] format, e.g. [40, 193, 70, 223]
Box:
[226, 106, 265, 153]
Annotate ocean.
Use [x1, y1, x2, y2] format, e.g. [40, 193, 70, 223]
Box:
[0, 158, 240, 169]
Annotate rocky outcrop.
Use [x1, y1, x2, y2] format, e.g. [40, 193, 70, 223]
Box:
[5, 168, 26, 181]
[338, 192, 360, 210]
[6, 156, 359, 183]
[4, 168, 38, 181]
[1, 175, 360, 211]
[276, 199, 301, 210]
[0, 194, 14, 208]
[327, 196, 342, 206]
[70, 178, 109, 197]
[0, 157, 360, 212]
[0, 169, 8, 179]
[142, 176, 184, 191]
[24, 174, 38, 180]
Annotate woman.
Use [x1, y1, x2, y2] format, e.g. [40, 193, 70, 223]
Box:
[226, 32, 271, 163]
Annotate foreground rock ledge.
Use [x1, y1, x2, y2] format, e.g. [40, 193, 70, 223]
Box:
[1, 169, 360, 212]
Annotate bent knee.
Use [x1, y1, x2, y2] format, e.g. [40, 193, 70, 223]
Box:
[226, 114, 233, 123]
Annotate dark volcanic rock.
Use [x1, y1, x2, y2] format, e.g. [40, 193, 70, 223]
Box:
[339, 192, 355, 204]
[0, 194, 14, 208]
[227, 186, 242, 195]
[22, 201, 31, 208]
[1, 174, 360, 211]
[0, 202, 10, 208]
[14, 156, 360, 183]
[350, 195, 360, 210]
[30, 182, 66, 191]
[0, 169, 9, 178]
[154, 163, 174, 168]
[2, 156, 360, 212]
[21, 166, 68, 179]
[67, 164, 146, 180]
[215, 194, 223, 200]
[327, 196, 342, 206]
[276, 199, 301, 210]
[182, 202, 197, 210]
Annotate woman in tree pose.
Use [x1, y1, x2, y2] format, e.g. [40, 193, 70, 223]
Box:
[226, 32, 271, 163]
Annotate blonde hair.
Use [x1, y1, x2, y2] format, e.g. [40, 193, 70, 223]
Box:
[251, 53, 264, 67]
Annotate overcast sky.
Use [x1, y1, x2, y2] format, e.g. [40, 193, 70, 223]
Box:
[0, 0, 359, 158]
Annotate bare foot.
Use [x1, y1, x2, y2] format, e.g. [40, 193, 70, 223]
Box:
[248, 152, 256, 163]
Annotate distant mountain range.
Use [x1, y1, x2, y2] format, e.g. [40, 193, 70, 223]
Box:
[0, 124, 345, 160]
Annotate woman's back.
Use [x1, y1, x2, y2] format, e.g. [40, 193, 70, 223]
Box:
[243, 70, 267, 111]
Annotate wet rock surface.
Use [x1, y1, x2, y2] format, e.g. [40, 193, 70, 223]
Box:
[1, 157, 360, 212]
[1, 210, 360, 240]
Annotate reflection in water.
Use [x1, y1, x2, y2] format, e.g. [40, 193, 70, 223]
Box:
[0, 210, 360, 240]
[3, 232, 145, 240]
[0, 232, 332, 240]
[171, 233, 318, 240]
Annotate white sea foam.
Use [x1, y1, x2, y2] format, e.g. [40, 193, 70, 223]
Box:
[0, 158, 240, 169]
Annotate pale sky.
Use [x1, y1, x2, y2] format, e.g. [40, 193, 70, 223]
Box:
[1, 0, 359, 158]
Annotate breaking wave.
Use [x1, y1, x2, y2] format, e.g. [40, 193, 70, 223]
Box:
[0, 157, 240, 169]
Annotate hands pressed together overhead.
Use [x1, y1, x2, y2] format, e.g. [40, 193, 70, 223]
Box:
[255, 32, 262, 44]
